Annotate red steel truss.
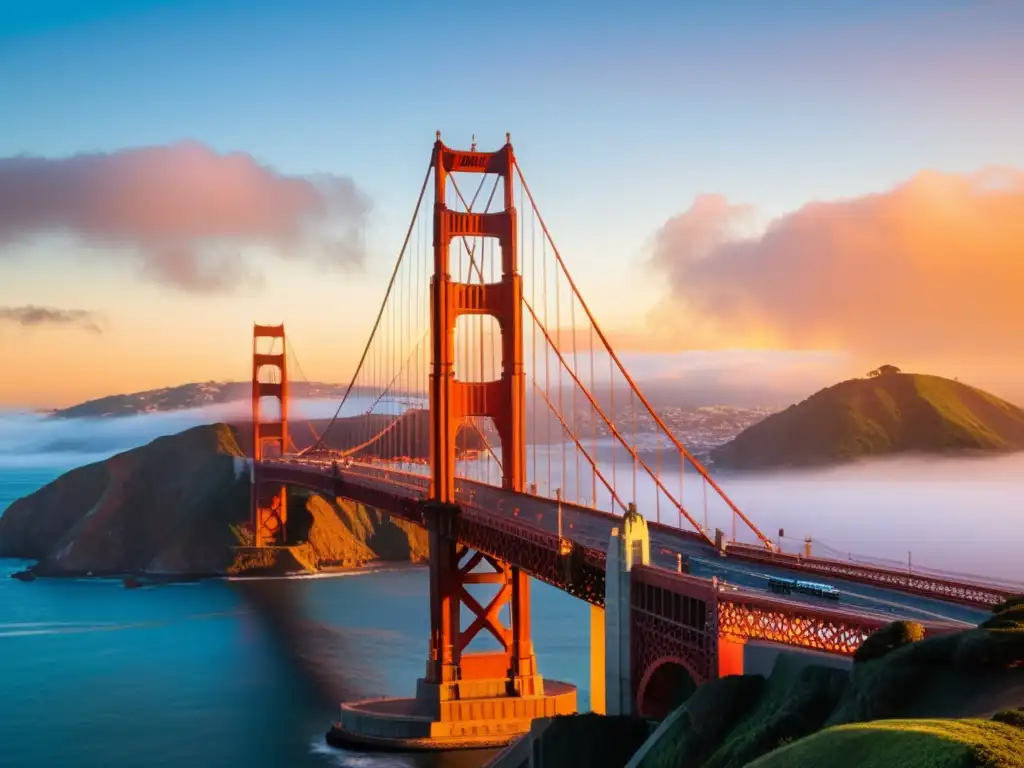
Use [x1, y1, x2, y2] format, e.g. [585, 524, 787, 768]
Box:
[717, 595, 884, 655]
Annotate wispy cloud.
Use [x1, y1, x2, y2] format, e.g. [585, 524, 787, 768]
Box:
[0, 141, 372, 292]
[0, 305, 102, 334]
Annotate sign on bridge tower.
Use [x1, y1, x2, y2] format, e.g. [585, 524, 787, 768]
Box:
[252, 323, 289, 547]
[420, 134, 547, 715]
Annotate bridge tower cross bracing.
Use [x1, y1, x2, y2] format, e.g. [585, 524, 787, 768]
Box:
[422, 134, 541, 703]
[252, 323, 289, 547]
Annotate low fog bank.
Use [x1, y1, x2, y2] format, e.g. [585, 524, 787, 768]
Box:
[0, 405, 1020, 587]
[0, 397, 370, 469]
[700, 453, 1024, 587]
[523, 447, 1024, 588]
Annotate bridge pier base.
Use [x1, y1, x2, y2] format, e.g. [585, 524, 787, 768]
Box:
[328, 501, 577, 751]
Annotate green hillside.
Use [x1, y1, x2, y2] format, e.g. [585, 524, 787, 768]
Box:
[748, 719, 1024, 768]
[711, 369, 1024, 470]
[622, 603, 1024, 768]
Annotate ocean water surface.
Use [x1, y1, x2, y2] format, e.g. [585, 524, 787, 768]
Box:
[1, 405, 1022, 767]
[0, 460, 591, 768]
[0, 551, 592, 768]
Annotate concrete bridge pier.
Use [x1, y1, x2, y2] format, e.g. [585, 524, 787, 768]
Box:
[593, 509, 741, 718]
[596, 505, 650, 717]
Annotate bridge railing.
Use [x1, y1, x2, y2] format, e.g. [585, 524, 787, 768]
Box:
[629, 563, 965, 656]
[715, 584, 963, 655]
[725, 541, 1014, 609]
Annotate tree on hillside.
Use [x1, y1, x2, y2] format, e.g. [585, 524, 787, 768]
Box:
[868, 365, 902, 378]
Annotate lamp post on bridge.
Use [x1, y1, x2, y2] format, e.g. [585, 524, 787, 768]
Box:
[556, 487, 562, 540]
[555, 488, 573, 557]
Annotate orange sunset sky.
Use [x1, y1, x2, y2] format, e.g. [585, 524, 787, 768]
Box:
[1, 1, 1022, 408]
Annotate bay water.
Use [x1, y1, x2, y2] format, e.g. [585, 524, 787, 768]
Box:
[1, 407, 1021, 767]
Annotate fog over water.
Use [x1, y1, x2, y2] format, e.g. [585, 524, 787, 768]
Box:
[523, 443, 1024, 587]
[1, 398, 1020, 586]
[0, 396, 383, 470]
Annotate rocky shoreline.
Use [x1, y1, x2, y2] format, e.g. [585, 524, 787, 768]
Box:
[6, 558, 427, 586]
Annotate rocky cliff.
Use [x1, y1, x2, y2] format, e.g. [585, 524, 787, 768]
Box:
[0, 423, 428, 577]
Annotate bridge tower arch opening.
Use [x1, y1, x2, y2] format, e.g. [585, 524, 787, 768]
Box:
[635, 657, 700, 720]
[252, 323, 289, 547]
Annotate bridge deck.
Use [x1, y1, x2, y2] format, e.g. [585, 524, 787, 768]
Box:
[259, 458, 1006, 627]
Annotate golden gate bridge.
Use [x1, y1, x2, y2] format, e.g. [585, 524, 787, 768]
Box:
[244, 134, 1017, 750]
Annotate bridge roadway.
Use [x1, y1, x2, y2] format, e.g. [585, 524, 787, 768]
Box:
[267, 458, 995, 629]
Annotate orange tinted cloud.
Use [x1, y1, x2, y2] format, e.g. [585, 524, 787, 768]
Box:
[0, 142, 371, 291]
[647, 168, 1024, 365]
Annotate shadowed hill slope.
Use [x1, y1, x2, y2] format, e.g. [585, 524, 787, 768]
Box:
[0, 423, 427, 577]
[711, 372, 1024, 469]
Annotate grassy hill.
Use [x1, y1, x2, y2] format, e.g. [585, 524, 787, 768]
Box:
[625, 604, 1024, 768]
[711, 370, 1024, 469]
[525, 609, 1024, 767]
[748, 718, 1024, 768]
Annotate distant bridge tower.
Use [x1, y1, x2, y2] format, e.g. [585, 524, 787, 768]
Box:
[252, 323, 289, 547]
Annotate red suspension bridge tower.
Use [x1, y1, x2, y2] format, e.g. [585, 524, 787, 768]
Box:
[251, 323, 289, 547]
[324, 135, 577, 749]
[422, 132, 541, 704]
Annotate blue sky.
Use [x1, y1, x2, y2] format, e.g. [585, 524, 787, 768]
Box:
[1, 0, 1022, 405]
[6, 0, 1022, 233]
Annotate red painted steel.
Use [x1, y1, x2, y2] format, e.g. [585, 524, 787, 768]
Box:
[255, 460, 606, 603]
[717, 591, 890, 654]
[425, 136, 537, 695]
[252, 324, 288, 547]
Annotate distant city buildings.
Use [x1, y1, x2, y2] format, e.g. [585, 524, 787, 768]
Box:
[558, 404, 777, 461]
